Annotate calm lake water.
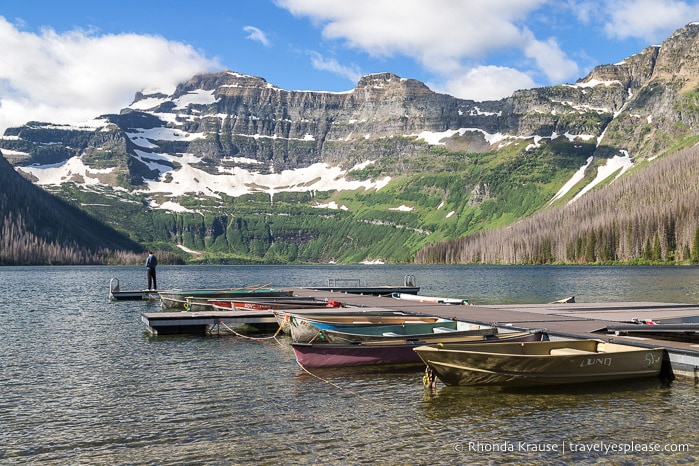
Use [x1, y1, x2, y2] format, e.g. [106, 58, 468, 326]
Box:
[1, 264, 697, 465]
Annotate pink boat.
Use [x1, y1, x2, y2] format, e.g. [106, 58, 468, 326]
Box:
[291, 330, 546, 368]
[209, 298, 342, 311]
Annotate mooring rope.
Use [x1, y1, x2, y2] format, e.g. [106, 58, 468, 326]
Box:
[218, 320, 285, 345]
[295, 360, 438, 438]
[295, 360, 369, 399]
[220, 319, 437, 437]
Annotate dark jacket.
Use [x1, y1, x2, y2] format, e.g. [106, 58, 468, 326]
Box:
[146, 255, 157, 269]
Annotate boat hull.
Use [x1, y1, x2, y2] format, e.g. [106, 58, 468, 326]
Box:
[392, 292, 467, 305]
[287, 316, 491, 343]
[414, 340, 665, 387]
[159, 289, 293, 310]
[283, 313, 452, 342]
[304, 285, 420, 295]
[292, 331, 545, 368]
[274, 309, 433, 335]
[232, 299, 339, 311]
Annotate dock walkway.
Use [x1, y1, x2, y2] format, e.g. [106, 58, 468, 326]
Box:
[139, 287, 699, 379]
[283, 289, 699, 379]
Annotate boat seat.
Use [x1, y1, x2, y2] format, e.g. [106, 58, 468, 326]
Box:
[432, 327, 456, 333]
[549, 347, 596, 356]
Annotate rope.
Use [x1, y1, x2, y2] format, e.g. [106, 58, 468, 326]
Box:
[295, 360, 369, 400]
[235, 282, 273, 292]
[294, 360, 439, 438]
[217, 320, 285, 345]
[422, 366, 438, 390]
[307, 330, 325, 344]
[220, 317, 434, 438]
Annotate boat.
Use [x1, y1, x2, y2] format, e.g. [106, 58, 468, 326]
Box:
[274, 308, 435, 334]
[550, 296, 575, 304]
[290, 318, 496, 344]
[413, 339, 666, 387]
[291, 330, 546, 368]
[392, 292, 468, 305]
[211, 298, 343, 311]
[606, 322, 699, 341]
[158, 286, 293, 310]
[302, 275, 420, 296]
[281, 311, 450, 340]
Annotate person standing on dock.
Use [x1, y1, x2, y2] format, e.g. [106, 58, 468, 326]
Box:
[146, 251, 158, 290]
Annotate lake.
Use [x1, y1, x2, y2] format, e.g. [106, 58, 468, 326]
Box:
[1, 265, 697, 464]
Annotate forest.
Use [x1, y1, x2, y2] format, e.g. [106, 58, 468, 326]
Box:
[0, 154, 181, 265]
[415, 144, 699, 265]
[4, 140, 699, 266]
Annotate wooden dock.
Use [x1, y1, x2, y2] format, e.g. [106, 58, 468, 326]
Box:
[140, 287, 699, 379]
[109, 278, 161, 301]
[141, 309, 280, 335]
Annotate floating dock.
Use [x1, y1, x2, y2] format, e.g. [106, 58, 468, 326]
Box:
[137, 286, 699, 380]
[141, 309, 280, 335]
[111, 289, 160, 301]
[111, 275, 419, 301]
[109, 278, 160, 301]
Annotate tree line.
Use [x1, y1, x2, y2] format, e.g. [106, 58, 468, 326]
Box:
[415, 144, 699, 264]
[0, 152, 183, 265]
[1, 208, 184, 265]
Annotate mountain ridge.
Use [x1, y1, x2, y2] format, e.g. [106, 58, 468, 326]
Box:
[2, 22, 699, 264]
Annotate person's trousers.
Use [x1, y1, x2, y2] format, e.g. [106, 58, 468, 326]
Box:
[147, 268, 157, 290]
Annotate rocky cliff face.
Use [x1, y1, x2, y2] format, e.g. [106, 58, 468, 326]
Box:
[130, 70, 497, 168]
[3, 23, 699, 191]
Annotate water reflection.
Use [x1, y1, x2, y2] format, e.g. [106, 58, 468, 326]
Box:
[1, 265, 698, 464]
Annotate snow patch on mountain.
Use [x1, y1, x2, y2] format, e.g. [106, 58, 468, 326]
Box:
[19, 150, 391, 212]
[313, 201, 349, 210]
[564, 79, 623, 89]
[549, 156, 593, 204]
[129, 97, 168, 111]
[389, 205, 414, 211]
[414, 128, 504, 146]
[126, 127, 208, 147]
[18, 156, 115, 185]
[155, 200, 195, 213]
[570, 153, 633, 203]
[551, 153, 634, 205]
[173, 89, 217, 109]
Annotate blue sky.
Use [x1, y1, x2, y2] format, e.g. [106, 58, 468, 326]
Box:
[1, 0, 698, 133]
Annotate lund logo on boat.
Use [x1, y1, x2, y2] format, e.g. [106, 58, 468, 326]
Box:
[579, 357, 612, 368]
[644, 352, 661, 367]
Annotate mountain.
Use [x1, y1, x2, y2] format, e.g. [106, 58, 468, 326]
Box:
[415, 142, 699, 265]
[2, 23, 699, 264]
[0, 152, 144, 265]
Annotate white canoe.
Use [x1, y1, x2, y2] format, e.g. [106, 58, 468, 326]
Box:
[392, 292, 468, 305]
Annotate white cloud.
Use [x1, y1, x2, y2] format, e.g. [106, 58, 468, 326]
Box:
[568, 0, 598, 24]
[435, 66, 537, 102]
[243, 25, 271, 46]
[308, 51, 362, 83]
[522, 29, 580, 83]
[602, 0, 699, 42]
[0, 17, 219, 134]
[275, 0, 580, 100]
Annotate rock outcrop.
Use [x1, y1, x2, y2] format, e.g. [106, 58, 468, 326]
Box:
[4, 23, 699, 187]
